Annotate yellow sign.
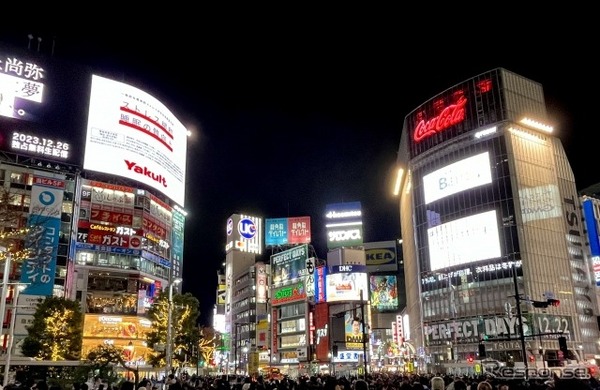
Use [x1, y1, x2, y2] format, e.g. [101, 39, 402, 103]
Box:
[357, 366, 364, 375]
[248, 352, 260, 375]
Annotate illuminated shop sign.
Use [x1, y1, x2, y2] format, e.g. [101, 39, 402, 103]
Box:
[423, 152, 492, 204]
[271, 282, 306, 306]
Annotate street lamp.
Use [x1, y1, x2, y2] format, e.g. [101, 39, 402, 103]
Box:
[165, 277, 182, 380]
[2, 282, 27, 387]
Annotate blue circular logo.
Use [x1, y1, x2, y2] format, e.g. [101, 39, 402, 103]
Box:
[226, 218, 234, 236]
[39, 191, 55, 206]
[238, 218, 257, 239]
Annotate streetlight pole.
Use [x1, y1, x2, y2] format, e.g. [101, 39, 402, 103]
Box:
[360, 289, 368, 376]
[2, 282, 27, 387]
[165, 277, 182, 381]
[511, 263, 528, 377]
[0, 251, 12, 342]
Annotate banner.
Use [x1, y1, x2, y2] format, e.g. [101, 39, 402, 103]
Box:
[20, 172, 65, 296]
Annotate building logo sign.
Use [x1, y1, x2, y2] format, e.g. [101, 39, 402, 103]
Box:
[413, 95, 467, 143]
[238, 217, 257, 239]
[271, 282, 306, 306]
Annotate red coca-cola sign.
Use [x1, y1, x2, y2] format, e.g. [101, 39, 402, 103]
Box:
[413, 96, 467, 142]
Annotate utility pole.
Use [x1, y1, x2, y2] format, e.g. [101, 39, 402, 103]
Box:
[511, 263, 528, 379]
[360, 289, 368, 376]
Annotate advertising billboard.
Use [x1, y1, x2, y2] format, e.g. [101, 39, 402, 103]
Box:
[344, 312, 364, 350]
[422, 152, 492, 204]
[326, 265, 369, 302]
[519, 184, 562, 223]
[428, 210, 502, 271]
[264, 216, 311, 246]
[405, 69, 504, 159]
[83, 75, 188, 206]
[369, 275, 398, 312]
[325, 202, 363, 250]
[256, 262, 268, 303]
[271, 244, 309, 287]
[0, 47, 89, 166]
[20, 171, 65, 296]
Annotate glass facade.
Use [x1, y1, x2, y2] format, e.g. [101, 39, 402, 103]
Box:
[398, 68, 600, 371]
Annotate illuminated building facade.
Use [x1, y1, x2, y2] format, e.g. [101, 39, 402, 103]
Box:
[396, 68, 600, 369]
[0, 42, 188, 365]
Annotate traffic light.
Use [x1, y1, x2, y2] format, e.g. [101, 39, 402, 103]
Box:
[332, 344, 338, 355]
[529, 355, 535, 363]
[558, 336, 568, 355]
[478, 343, 486, 359]
[467, 355, 474, 363]
[532, 298, 561, 308]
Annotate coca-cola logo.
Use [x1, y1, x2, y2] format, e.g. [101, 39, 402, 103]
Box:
[413, 96, 467, 142]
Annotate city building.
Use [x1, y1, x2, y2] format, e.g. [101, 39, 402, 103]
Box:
[395, 68, 600, 372]
[0, 41, 189, 367]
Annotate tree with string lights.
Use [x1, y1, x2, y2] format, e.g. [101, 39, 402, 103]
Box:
[21, 296, 84, 360]
[146, 290, 200, 369]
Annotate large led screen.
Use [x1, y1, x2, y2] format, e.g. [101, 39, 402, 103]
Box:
[423, 152, 492, 204]
[428, 210, 501, 271]
[369, 275, 398, 312]
[83, 75, 188, 206]
[326, 265, 369, 302]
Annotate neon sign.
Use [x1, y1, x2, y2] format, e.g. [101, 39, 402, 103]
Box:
[413, 96, 467, 142]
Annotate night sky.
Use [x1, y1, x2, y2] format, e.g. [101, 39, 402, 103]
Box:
[1, 17, 597, 324]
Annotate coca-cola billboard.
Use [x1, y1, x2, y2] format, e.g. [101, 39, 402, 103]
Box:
[405, 69, 504, 158]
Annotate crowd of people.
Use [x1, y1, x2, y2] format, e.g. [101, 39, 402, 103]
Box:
[3, 371, 600, 390]
[115, 372, 600, 390]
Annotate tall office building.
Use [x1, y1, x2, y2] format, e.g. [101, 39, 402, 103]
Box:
[395, 68, 600, 370]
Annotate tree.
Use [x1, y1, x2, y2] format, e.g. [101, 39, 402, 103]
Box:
[145, 290, 200, 369]
[85, 344, 137, 385]
[198, 326, 216, 367]
[21, 296, 84, 360]
[0, 186, 32, 262]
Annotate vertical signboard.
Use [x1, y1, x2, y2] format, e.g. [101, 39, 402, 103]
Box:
[20, 171, 65, 296]
[171, 208, 185, 277]
[256, 262, 268, 303]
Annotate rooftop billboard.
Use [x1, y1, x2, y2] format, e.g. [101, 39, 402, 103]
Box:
[83, 75, 188, 206]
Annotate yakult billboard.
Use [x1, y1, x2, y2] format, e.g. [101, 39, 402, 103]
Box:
[83, 75, 188, 206]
